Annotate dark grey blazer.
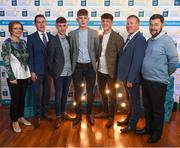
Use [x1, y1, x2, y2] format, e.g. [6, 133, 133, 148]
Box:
[47, 35, 72, 79]
[68, 28, 99, 73]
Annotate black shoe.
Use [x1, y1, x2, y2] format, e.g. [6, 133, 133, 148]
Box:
[105, 117, 114, 128]
[43, 113, 53, 121]
[61, 112, 74, 121]
[34, 118, 40, 128]
[147, 135, 161, 144]
[53, 117, 61, 129]
[135, 127, 150, 135]
[117, 119, 129, 126]
[86, 114, 95, 125]
[120, 125, 135, 133]
[94, 112, 109, 119]
[73, 114, 82, 126]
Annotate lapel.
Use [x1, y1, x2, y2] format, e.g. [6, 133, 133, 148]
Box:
[88, 28, 91, 53]
[105, 30, 114, 54]
[55, 35, 63, 51]
[66, 36, 72, 63]
[75, 29, 79, 53]
[123, 31, 140, 52]
[99, 30, 114, 56]
[99, 35, 103, 56]
[34, 31, 46, 48]
[47, 33, 51, 41]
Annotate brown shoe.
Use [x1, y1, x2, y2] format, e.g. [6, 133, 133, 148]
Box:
[53, 117, 61, 129]
[94, 112, 109, 119]
[61, 112, 74, 121]
[43, 113, 53, 121]
[34, 118, 40, 128]
[105, 117, 114, 128]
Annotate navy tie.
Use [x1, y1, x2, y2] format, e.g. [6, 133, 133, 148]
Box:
[42, 32, 47, 46]
[125, 35, 131, 45]
[123, 35, 131, 50]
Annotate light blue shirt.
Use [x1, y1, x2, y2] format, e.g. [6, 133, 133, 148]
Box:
[142, 31, 179, 84]
[58, 35, 72, 76]
[77, 29, 91, 63]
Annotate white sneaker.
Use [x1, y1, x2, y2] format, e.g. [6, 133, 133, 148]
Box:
[18, 117, 32, 126]
[12, 122, 21, 133]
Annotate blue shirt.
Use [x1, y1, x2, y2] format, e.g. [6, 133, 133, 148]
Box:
[77, 29, 91, 63]
[142, 31, 179, 84]
[58, 35, 72, 76]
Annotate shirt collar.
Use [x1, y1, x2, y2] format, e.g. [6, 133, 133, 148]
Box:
[103, 31, 111, 36]
[58, 34, 66, 39]
[151, 30, 167, 40]
[128, 30, 139, 40]
[38, 31, 47, 36]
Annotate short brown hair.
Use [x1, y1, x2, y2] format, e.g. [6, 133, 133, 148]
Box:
[101, 13, 113, 21]
[150, 14, 164, 23]
[77, 9, 88, 16]
[56, 17, 67, 24]
[34, 14, 46, 23]
[8, 21, 23, 36]
[127, 15, 140, 24]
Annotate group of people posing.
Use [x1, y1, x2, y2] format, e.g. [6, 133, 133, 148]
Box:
[1, 8, 179, 144]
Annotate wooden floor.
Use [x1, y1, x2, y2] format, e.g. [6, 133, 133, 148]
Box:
[0, 106, 180, 147]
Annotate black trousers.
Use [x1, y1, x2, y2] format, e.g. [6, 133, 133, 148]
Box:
[7, 78, 29, 122]
[72, 63, 96, 114]
[124, 82, 141, 128]
[98, 72, 116, 118]
[142, 79, 167, 137]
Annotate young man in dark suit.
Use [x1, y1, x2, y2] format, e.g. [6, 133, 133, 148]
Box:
[27, 14, 54, 128]
[117, 15, 147, 132]
[94, 13, 124, 128]
[47, 17, 74, 129]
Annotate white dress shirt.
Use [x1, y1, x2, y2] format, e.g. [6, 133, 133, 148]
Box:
[98, 31, 111, 74]
[38, 31, 49, 42]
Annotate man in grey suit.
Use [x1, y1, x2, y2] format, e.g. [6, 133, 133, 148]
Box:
[48, 17, 74, 129]
[68, 9, 99, 126]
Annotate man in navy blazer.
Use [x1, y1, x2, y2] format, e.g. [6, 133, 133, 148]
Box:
[117, 15, 147, 132]
[27, 14, 54, 128]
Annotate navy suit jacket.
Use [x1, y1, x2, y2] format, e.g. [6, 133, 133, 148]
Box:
[117, 32, 147, 83]
[27, 31, 54, 75]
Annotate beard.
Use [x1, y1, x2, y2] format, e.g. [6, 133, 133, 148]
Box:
[151, 28, 162, 38]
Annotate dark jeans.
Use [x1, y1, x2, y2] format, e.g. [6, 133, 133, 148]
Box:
[54, 76, 71, 117]
[98, 72, 116, 118]
[32, 74, 50, 118]
[73, 63, 96, 114]
[125, 83, 141, 128]
[142, 79, 167, 137]
[7, 78, 29, 122]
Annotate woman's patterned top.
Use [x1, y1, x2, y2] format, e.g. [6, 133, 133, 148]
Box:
[1, 38, 29, 81]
